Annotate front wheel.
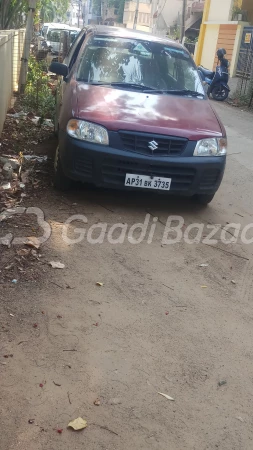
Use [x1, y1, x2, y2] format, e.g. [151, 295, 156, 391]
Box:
[194, 193, 215, 206]
[211, 85, 229, 101]
[53, 146, 71, 191]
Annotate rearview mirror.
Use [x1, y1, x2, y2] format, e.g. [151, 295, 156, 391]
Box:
[49, 62, 68, 78]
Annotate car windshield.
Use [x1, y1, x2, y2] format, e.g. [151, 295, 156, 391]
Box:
[77, 35, 204, 95]
[47, 29, 64, 42]
[42, 26, 48, 37]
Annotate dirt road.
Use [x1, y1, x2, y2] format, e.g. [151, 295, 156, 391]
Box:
[1, 103, 253, 450]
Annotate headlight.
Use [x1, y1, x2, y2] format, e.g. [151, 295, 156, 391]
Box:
[67, 119, 109, 145]
[193, 138, 227, 156]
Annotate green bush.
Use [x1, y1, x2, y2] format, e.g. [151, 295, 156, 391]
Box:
[23, 57, 55, 121]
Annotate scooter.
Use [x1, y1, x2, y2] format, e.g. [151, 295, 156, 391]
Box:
[198, 48, 230, 101]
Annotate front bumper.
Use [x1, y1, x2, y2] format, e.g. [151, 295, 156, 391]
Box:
[59, 133, 226, 196]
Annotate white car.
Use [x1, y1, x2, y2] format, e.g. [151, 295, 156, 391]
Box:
[38, 23, 80, 53]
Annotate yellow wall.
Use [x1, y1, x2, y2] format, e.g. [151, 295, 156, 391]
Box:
[208, 0, 233, 21]
[199, 22, 244, 76]
[196, 0, 252, 76]
[200, 24, 219, 68]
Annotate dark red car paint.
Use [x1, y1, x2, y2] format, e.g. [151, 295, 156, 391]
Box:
[59, 80, 225, 141]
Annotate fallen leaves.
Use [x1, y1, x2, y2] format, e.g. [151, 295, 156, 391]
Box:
[49, 261, 65, 269]
[158, 392, 174, 401]
[96, 282, 103, 286]
[68, 417, 87, 431]
[17, 248, 30, 256]
[25, 237, 41, 249]
[33, 323, 38, 328]
[94, 398, 101, 406]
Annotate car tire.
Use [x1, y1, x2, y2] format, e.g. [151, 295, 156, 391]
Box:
[53, 146, 71, 191]
[211, 86, 229, 101]
[194, 193, 215, 205]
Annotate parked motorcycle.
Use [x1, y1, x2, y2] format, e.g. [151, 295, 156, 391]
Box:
[198, 48, 230, 101]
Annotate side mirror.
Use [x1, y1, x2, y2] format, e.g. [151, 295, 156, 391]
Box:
[49, 62, 68, 78]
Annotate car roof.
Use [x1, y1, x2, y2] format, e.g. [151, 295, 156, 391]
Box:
[45, 23, 73, 29]
[83, 25, 183, 49]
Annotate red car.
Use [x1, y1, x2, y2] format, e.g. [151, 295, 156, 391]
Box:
[50, 26, 227, 205]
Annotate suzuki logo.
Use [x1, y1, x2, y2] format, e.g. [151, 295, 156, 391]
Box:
[148, 140, 158, 152]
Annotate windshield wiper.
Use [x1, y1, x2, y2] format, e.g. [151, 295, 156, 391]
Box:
[85, 81, 157, 90]
[170, 89, 205, 97]
[165, 89, 204, 97]
[87, 81, 111, 85]
[83, 82, 204, 97]
[143, 88, 204, 97]
[110, 82, 157, 90]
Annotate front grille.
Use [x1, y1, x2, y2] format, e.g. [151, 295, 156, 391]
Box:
[199, 169, 220, 189]
[119, 132, 187, 156]
[102, 158, 195, 191]
[73, 155, 93, 178]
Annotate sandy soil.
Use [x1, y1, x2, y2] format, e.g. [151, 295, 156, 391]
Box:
[1, 103, 253, 450]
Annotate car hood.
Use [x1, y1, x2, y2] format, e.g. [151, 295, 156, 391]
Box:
[74, 83, 223, 140]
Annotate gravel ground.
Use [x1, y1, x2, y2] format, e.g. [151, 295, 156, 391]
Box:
[1, 102, 253, 450]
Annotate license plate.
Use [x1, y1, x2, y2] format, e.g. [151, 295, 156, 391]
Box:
[125, 174, 171, 190]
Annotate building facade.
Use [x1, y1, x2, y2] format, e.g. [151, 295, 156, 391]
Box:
[195, 0, 253, 76]
[123, 0, 152, 32]
[68, 0, 85, 27]
[151, 0, 205, 38]
[122, 0, 205, 37]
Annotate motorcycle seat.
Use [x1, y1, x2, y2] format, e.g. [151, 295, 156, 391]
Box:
[199, 66, 215, 78]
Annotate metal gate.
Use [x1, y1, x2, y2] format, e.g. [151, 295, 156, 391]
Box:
[236, 26, 253, 77]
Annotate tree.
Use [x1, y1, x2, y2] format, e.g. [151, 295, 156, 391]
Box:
[0, 0, 70, 29]
[37, 0, 69, 23]
[0, 0, 27, 29]
[116, 0, 125, 23]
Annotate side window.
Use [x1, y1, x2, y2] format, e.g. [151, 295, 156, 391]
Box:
[65, 30, 86, 71]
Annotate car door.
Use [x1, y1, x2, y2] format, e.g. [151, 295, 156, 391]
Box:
[55, 29, 87, 133]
